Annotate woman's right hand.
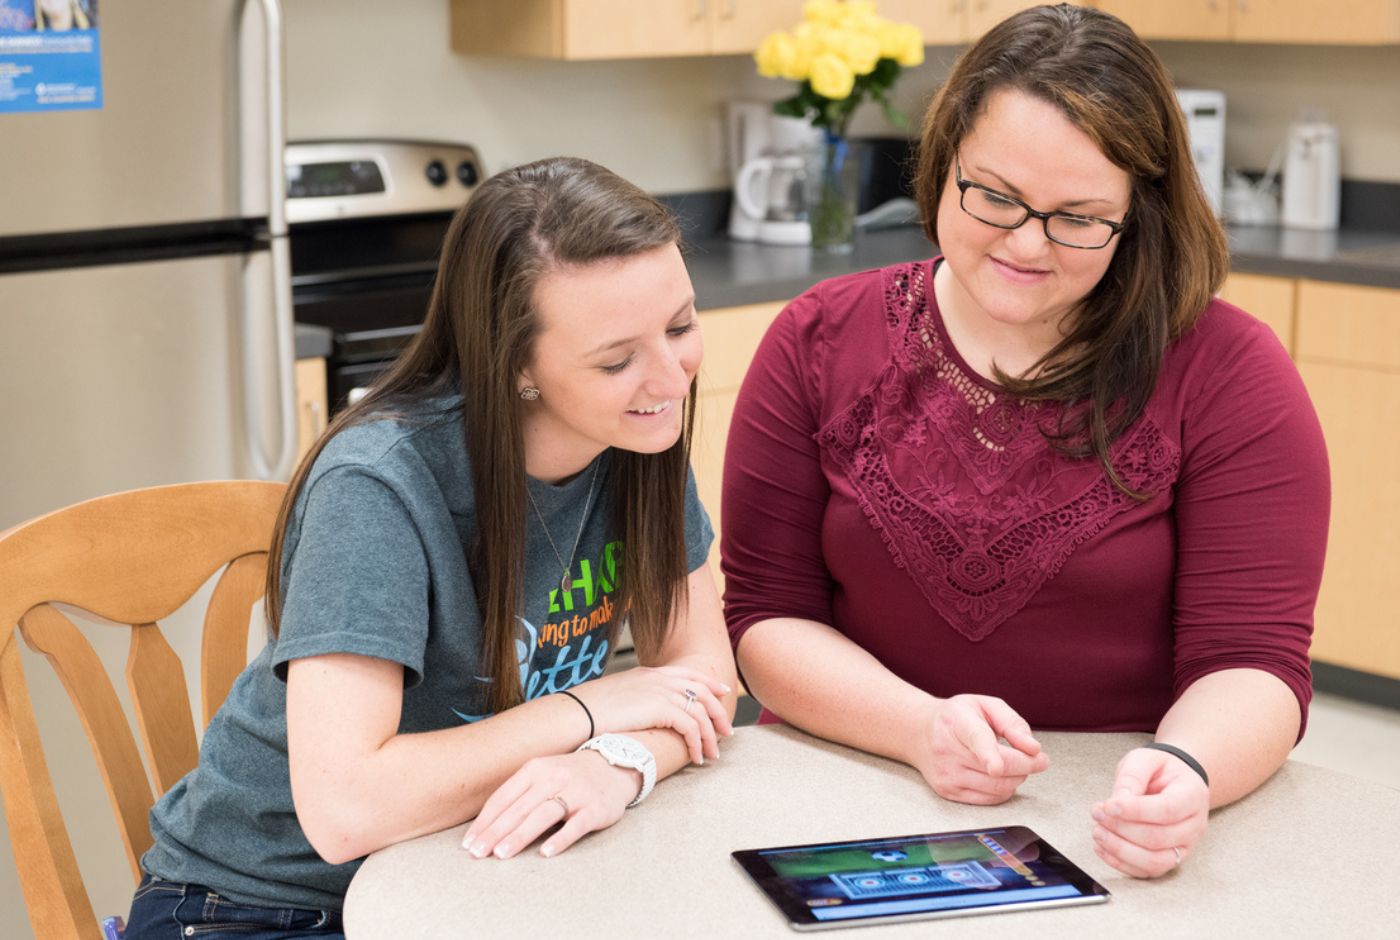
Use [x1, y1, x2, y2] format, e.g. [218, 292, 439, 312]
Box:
[570, 666, 733, 764]
[910, 694, 1051, 805]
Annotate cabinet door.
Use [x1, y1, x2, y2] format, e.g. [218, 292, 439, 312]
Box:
[1231, 0, 1400, 44]
[876, 0, 967, 44]
[1219, 272, 1296, 355]
[1095, 0, 1231, 40]
[966, 0, 1043, 38]
[1298, 361, 1400, 679]
[692, 301, 786, 584]
[709, 0, 806, 55]
[1296, 281, 1400, 680]
[563, 0, 710, 58]
[294, 357, 329, 464]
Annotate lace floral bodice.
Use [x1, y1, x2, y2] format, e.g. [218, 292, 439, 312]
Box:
[817, 263, 1180, 641]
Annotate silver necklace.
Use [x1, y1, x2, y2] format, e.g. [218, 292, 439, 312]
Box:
[525, 458, 601, 596]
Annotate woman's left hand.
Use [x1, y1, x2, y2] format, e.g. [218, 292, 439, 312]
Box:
[1090, 747, 1210, 878]
[460, 751, 640, 860]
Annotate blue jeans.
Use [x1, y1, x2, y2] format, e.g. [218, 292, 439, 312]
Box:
[124, 875, 344, 939]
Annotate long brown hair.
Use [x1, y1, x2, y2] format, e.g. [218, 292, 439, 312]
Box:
[266, 157, 691, 712]
[914, 3, 1229, 494]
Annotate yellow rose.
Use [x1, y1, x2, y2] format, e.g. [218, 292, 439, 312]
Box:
[837, 2, 881, 36]
[809, 51, 855, 100]
[755, 31, 800, 79]
[879, 22, 925, 67]
[787, 33, 819, 81]
[831, 29, 881, 75]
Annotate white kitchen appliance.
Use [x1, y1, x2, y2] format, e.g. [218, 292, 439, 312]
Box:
[726, 101, 823, 244]
[1281, 115, 1341, 230]
[1175, 88, 1226, 216]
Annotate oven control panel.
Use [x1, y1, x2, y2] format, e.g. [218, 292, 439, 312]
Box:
[285, 140, 483, 224]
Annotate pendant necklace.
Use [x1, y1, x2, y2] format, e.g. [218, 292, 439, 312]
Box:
[526, 458, 601, 596]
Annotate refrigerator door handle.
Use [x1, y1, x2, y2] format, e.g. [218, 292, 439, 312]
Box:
[241, 0, 296, 481]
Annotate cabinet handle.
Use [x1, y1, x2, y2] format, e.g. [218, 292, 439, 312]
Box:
[693, 0, 707, 22]
[724, 0, 736, 19]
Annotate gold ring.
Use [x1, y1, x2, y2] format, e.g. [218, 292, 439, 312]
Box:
[550, 794, 570, 816]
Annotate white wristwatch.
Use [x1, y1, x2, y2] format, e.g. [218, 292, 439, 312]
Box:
[577, 734, 656, 808]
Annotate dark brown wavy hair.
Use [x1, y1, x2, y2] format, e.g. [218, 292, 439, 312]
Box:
[914, 3, 1229, 494]
[265, 157, 692, 712]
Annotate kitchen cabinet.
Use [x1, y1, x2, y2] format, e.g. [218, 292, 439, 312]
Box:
[876, 0, 1042, 44]
[1295, 280, 1400, 681]
[450, 0, 804, 60]
[693, 300, 786, 585]
[1096, 0, 1400, 44]
[294, 357, 329, 463]
[1219, 271, 1295, 354]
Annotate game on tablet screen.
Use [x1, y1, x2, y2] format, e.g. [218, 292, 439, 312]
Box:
[734, 826, 1108, 927]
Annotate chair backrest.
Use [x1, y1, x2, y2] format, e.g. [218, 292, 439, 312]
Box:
[0, 481, 286, 940]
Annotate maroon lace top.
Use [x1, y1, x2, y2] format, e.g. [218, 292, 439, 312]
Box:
[721, 260, 1328, 733]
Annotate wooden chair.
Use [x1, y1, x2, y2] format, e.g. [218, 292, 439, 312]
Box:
[0, 481, 286, 939]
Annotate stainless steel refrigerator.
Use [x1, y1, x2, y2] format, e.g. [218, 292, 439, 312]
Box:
[0, 0, 296, 531]
[0, 3, 293, 935]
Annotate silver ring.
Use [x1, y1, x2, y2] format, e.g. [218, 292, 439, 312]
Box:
[550, 794, 570, 816]
[1171, 846, 1183, 866]
[683, 688, 698, 713]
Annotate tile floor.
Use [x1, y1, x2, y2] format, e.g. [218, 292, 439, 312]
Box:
[1290, 692, 1400, 790]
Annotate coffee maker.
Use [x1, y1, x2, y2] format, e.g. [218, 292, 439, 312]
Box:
[726, 101, 822, 245]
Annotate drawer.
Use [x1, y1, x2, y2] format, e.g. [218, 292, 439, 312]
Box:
[1295, 280, 1400, 371]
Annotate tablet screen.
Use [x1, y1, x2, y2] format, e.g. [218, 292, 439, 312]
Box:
[733, 826, 1108, 930]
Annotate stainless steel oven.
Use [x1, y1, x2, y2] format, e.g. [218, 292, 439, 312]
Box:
[286, 140, 482, 411]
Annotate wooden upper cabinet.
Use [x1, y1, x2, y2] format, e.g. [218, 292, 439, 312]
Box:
[451, 0, 805, 60]
[710, 0, 808, 55]
[1098, 0, 1400, 43]
[1231, 0, 1400, 44]
[1095, 0, 1231, 41]
[875, 0, 968, 44]
[966, 0, 1044, 38]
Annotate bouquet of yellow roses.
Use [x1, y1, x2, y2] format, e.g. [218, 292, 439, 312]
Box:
[753, 1, 923, 251]
[755, 0, 924, 140]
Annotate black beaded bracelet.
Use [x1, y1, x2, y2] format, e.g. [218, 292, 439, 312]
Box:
[559, 690, 594, 741]
[1144, 742, 1210, 787]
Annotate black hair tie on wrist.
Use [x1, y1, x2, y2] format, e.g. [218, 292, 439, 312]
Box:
[559, 690, 594, 741]
[1143, 742, 1210, 787]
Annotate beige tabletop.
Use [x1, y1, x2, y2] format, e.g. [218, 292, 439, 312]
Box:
[344, 724, 1400, 937]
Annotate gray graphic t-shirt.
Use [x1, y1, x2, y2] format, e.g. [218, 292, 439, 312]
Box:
[141, 395, 713, 911]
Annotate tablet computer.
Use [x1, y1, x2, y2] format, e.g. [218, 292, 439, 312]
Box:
[732, 826, 1109, 931]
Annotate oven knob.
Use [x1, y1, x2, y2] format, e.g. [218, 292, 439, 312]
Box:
[425, 160, 448, 187]
[456, 160, 480, 187]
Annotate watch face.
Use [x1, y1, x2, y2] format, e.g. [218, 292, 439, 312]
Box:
[602, 735, 649, 767]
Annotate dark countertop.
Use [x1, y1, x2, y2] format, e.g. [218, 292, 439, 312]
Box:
[686, 224, 1400, 311]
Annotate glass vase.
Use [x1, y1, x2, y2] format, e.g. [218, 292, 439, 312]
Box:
[809, 134, 859, 254]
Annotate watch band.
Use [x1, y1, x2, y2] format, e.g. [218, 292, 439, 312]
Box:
[578, 734, 656, 807]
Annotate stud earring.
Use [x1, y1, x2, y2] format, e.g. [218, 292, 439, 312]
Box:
[519, 386, 541, 401]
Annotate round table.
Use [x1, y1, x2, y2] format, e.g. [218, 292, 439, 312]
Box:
[344, 724, 1400, 937]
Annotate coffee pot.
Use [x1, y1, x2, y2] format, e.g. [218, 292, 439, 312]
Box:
[726, 101, 822, 244]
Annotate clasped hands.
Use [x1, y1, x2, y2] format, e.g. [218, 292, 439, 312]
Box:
[462, 665, 733, 861]
[912, 694, 1210, 879]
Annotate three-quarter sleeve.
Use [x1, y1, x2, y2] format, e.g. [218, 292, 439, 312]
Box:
[1170, 313, 1330, 737]
[721, 292, 836, 649]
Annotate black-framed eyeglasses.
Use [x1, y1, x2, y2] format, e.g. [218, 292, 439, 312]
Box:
[954, 159, 1126, 250]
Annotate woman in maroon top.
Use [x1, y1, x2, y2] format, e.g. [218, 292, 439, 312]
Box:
[722, 4, 1328, 880]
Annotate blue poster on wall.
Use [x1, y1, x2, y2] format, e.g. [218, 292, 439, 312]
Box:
[0, 1, 102, 113]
